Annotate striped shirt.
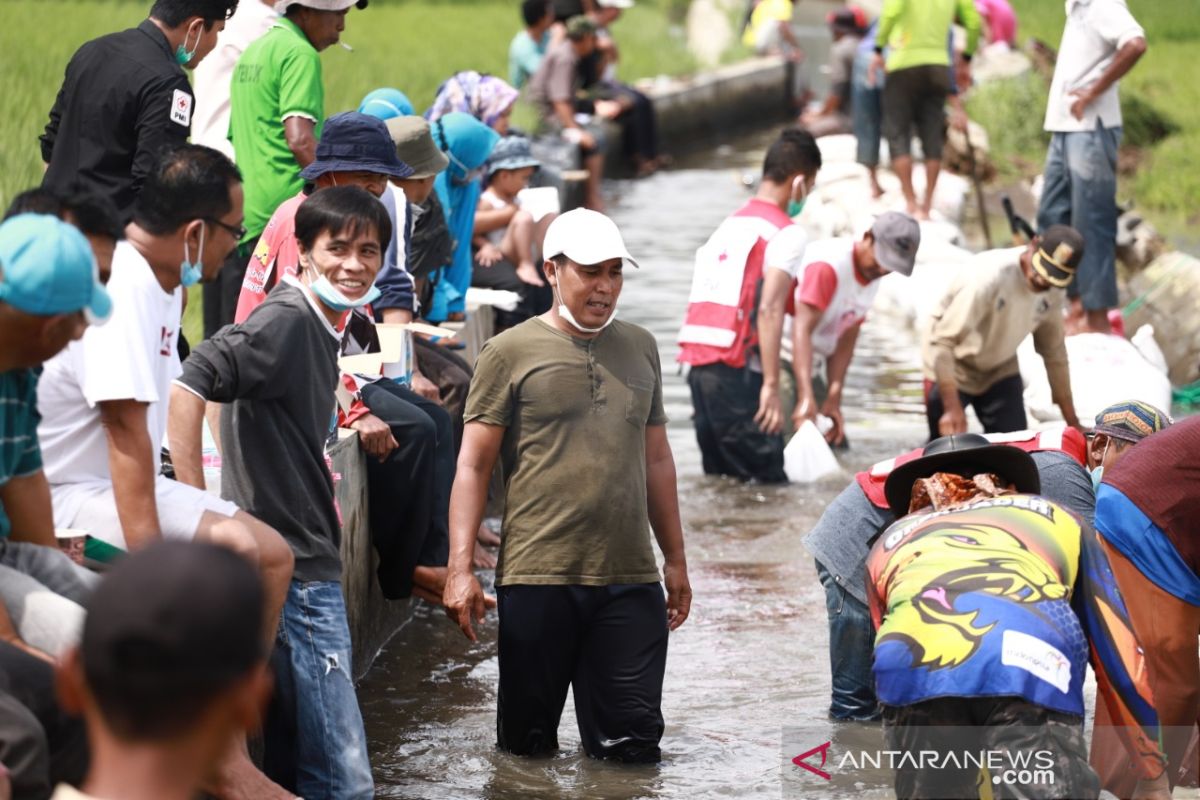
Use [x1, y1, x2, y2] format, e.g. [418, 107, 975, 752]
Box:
[0, 369, 45, 538]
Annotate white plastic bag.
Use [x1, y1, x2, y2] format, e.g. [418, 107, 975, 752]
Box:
[784, 420, 842, 483]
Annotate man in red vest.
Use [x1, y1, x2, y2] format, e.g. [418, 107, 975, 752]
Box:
[678, 128, 822, 483]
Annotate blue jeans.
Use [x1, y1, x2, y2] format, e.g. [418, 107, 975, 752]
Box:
[816, 560, 880, 721]
[1037, 123, 1122, 310]
[851, 54, 883, 167]
[275, 580, 373, 800]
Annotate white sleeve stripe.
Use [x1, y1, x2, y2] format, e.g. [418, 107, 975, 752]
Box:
[171, 380, 208, 401]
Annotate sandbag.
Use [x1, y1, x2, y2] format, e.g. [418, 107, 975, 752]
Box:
[1018, 326, 1173, 424]
[784, 420, 842, 483]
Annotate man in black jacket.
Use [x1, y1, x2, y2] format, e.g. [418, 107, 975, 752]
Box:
[41, 0, 238, 221]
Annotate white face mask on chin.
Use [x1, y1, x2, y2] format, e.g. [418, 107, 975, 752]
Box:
[551, 270, 616, 334]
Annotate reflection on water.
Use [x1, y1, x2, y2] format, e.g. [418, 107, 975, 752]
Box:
[358, 127, 931, 799]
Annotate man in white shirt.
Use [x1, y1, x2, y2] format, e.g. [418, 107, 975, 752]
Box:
[783, 212, 919, 445]
[1037, 0, 1146, 334]
[191, 0, 280, 160]
[37, 146, 294, 798]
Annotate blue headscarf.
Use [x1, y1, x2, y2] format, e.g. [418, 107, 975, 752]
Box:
[358, 88, 415, 120]
[427, 112, 500, 321]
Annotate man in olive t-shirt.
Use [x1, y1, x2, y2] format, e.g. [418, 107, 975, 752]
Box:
[444, 209, 692, 763]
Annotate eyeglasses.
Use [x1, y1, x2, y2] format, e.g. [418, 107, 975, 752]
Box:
[205, 217, 247, 242]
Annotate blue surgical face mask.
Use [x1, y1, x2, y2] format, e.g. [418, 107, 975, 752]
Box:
[305, 261, 381, 312]
[1090, 439, 1110, 492]
[174, 21, 202, 66]
[180, 223, 206, 288]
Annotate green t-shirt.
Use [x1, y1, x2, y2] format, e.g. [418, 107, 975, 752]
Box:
[0, 369, 44, 539]
[508, 30, 547, 90]
[229, 17, 324, 242]
[464, 317, 667, 586]
[876, 0, 980, 71]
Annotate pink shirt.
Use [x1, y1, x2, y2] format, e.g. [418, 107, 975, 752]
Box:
[975, 0, 1016, 46]
[235, 192, 306, 324]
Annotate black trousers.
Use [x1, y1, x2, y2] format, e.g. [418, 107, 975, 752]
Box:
[413, 336, 472, 454]
[883, 697, 1099, 800]
[0, 641, 88, 800]
[497, 583, 668, 763]
[360, 380, 454, 598]
[611, 83, 659, 162]
[203, 241, 254, 338]
[687, 362, 787, 483]
[923, 373, 1028, 442]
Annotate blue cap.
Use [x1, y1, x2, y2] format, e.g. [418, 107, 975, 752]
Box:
[299, 112, 415, 182]
[0, 214, 112, 323]
[358, 88, 414, 121]
[486, 135, 541, 176]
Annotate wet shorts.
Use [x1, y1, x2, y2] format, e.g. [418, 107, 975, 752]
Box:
[50, 474, 240, 551]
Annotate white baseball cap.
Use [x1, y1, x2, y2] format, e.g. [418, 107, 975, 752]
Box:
[275, 0, 367, 12]
[542, 208, 640, 268]
[596, 0, 635, 8]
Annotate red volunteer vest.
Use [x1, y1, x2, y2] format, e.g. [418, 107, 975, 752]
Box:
[855, 427, 1088, 509]
[677, 199, 795, 369]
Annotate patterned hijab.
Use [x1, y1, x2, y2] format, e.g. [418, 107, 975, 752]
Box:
[425, 71, 519, 130]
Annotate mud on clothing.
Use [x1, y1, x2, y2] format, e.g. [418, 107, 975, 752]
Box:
[867, 495, 1164, 780]
[464, 317, 666, 586]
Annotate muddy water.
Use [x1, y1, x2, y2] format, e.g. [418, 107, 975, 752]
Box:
[357, 129, 934, 799]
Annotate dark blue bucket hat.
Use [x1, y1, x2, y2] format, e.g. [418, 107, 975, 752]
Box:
[300, 112, 414, 181]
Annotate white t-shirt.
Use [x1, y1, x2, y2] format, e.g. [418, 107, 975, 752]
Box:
[762, 222, 809, 279]
[38, 242, 183, 489]
[191, 0, 280, 159]
[1044, 0, 1144, 132]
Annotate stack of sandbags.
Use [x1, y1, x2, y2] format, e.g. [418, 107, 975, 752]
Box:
[1017, 325, 1173, 424]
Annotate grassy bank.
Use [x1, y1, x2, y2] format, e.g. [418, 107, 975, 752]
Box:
[0, 0, 696, 210]
[966, 0, 1200, 226]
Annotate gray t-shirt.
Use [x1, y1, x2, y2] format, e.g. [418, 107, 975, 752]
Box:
[178, 282, 343, 583]
[526, 39, 581, 124]
[465, 317, 667, 586]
